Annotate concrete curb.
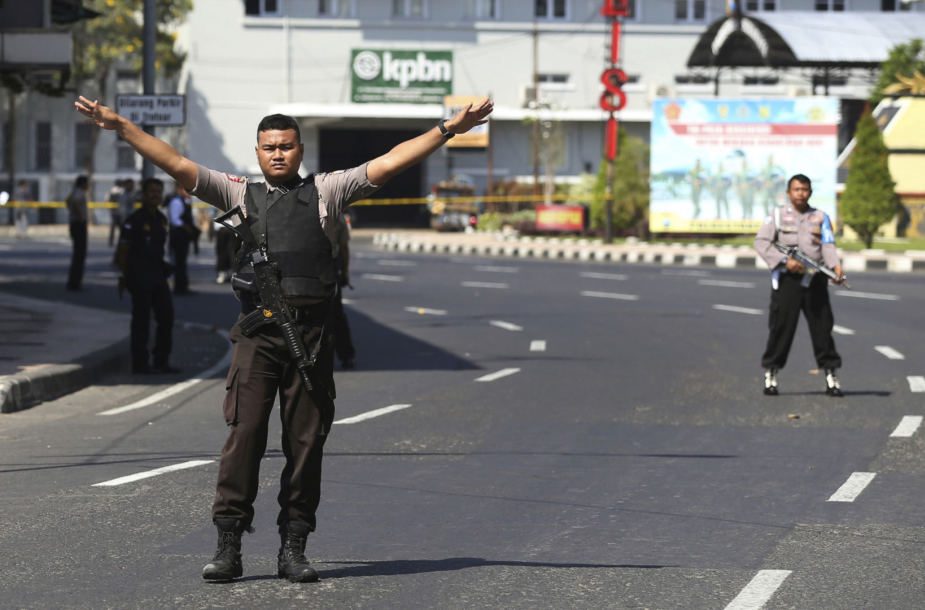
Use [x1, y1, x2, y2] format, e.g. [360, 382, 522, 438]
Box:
[372, 232, 925, 273]
[0, 337, 129, 414]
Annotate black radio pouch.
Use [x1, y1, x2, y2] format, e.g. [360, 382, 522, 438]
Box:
[238, 307, 275, 338]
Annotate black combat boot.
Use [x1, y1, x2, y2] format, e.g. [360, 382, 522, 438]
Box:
[202, 518, 245, 582]
[277, 522, 319, 583]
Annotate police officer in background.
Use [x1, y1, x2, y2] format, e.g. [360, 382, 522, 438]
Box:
[115, 177, 178, 375]
[75, 94, 493, 583]
[331, 211, 356, 370]
[166, 182, 197, 295]
[755, 174, 846, 397]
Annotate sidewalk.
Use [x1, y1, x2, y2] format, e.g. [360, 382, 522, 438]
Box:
[0, 292, 130, 413]
[0, 291, 229, 414]
[371, 230, 925, 273]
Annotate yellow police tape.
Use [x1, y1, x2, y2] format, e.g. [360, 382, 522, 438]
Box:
[4, 193, 583, 209]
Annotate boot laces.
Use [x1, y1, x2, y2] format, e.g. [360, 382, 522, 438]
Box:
[214, 531, 240, 561]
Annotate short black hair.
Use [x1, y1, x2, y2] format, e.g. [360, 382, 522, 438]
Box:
[787, 174, 812, 190]
[74, 175, 88, 189]
[141, 177, 164, 193]
[257, 114, 301, 142]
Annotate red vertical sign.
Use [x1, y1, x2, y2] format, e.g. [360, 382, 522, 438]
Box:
[600, 1, 628, 161]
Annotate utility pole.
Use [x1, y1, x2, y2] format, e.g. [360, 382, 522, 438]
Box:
[142, 0, 156, 180]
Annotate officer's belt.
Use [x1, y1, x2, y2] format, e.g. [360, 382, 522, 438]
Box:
[239, 294, 327, 323]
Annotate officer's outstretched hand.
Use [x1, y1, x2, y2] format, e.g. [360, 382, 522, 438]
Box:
[74, 96, 122, 131]
[444, 98, 494, 135]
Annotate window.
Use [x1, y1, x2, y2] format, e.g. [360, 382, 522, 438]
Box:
[474, 0, 498, 18]
[744, 75, 780, 85]
[245, 0, 280, 16]
[881, 0, 912, 10]
[392, 0, 425, 17]
[74, 123, 93, 170]
[116, 141, 138, 170]
[746, 0, 777, 10]
[535, 0, 567, 19]
[319, 0, 351, 16]
[34, 122, 51, 171]
[815, 0, 845, 10]
[676, 0, 706, 20]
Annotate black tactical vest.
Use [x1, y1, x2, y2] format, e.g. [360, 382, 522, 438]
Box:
[235, 177, 337, 302]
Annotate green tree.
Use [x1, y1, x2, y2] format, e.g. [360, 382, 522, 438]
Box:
[840, 109, 898, 249]
[72, 0, 192, 177]
[588, 128, 650, 237]
[870, 38, 925, 105]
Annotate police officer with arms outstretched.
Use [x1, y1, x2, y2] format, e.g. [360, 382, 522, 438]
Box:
[754, 173, 846, 397]
[75, 94, 493, 583]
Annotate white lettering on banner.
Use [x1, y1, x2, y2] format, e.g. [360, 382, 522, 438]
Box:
[382, 52, 452, 88]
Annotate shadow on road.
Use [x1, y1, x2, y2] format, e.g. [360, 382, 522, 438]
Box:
[317, 557, 671, 578]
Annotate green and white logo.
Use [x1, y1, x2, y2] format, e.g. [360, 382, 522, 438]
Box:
[351, 49, 453, 104]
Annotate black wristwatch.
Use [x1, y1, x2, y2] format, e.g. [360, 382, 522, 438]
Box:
[438, 119, 455, 139]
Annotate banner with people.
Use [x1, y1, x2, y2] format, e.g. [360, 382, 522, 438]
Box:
[649, 97, 838, 234]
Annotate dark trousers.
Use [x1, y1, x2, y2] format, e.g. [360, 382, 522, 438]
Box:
[761, 272, 842, 370]
[215, 227, 236, 272]
[212, 314, 335, 532]
[169, 229, 190, 293]
[331, 286, 355, 363]
[108, 212, 122, 247]
[129, 277, 174, 370]
[67, 221, 88, 289]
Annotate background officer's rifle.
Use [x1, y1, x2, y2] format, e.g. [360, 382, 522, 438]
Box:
[215, 205, 319, 392]
[773, 242, 849, 288]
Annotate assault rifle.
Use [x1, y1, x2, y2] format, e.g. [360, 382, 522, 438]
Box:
[773, 242, 849, 288]
[215, 205, 320, 392]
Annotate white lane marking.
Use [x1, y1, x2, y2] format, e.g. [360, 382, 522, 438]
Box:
[908, 376, 925, 392]
[475, 265, 519, 273]
[724, 570, 792, 610]
[404, 306, 447, 316]
[580, 271, 628, 281]
[334, 404, 412, 425]
[99, 329, 232, 416]
[490, 320, 523, 332]
[890, 416, 923, 438]
[874, 345, 905, 360]
[662, 269, 710, 277]
[475, 368, 521, 382]
[827, 472, 877, 502]
[377, 259, 417, 267]
[363, 273, 404, 282]
[462, 281, 508, 289]
[530, 340, 546, 352]
[342, 297, 355, 305]
[92, 460, 213, 487]
[698, 279, 755, 289]
[580, 290, 639, 301]
[835, 290, 899, 301]
[832, 325, 855, 335]
[712, 304, 763, 315]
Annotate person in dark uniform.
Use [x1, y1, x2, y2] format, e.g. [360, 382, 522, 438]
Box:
[115, 177, 178, 375]
[74, 94, 493, 583]
[331, 212, 356, 369]
[754, 174, 846, 397]
[165, 182, 196, 294]
[65, 175, 89, 291]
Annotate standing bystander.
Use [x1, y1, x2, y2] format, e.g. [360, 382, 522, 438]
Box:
[65, 175, 89, 291]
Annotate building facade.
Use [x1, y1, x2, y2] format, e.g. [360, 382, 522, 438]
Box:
[2, 0, 923, 221]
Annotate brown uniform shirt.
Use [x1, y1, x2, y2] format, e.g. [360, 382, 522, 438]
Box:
[190, 163, 379, 248]
[754, 203, 840, 270]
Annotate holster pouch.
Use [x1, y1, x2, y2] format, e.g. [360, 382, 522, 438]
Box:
[238, 307, 275, 338]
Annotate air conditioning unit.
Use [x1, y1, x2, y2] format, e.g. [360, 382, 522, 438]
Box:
[650, 83, 673, 102]
[521, 85, 537, 108]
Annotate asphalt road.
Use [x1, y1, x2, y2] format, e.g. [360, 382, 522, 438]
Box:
[1, 233, 924, 609]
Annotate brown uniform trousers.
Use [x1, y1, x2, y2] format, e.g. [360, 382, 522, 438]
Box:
[212, 304, 335, 533]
